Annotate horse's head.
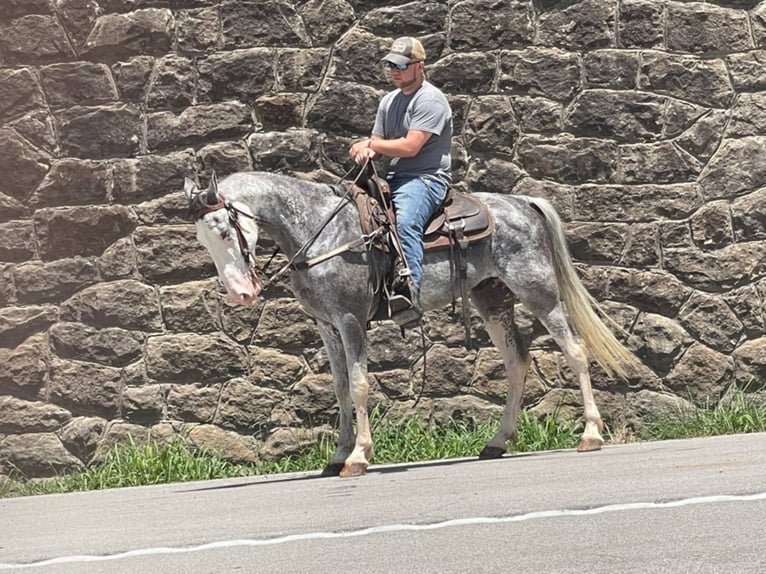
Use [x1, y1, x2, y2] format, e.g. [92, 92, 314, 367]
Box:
[184, 176, 262, 305]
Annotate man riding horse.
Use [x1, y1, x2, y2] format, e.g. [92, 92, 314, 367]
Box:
[349, 36, 453, 327]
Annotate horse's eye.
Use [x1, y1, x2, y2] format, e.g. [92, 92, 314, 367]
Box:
[220, 229, 230, 241]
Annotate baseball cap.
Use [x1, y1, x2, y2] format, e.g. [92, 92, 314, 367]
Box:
[382, 37, 426, 66]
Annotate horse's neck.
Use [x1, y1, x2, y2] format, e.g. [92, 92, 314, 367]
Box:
[227, 173, 349, 256]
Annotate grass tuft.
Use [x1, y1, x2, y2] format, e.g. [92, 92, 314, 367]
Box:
[643, 391, 766, 441]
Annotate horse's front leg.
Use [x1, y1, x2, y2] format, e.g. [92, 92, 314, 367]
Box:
[337, 316, 372, 477]
[316, 321, 355, 477]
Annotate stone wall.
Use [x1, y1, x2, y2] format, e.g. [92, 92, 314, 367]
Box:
[1, 0, 765, 479]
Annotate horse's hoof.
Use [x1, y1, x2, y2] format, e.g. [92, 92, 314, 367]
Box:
[478, 445, 506, 459]
[321, 462, 345, 477]
[577, 437, 604, 452]
[339, 462, 368, 477]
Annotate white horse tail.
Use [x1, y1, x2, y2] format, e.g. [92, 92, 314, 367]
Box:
[526, 197, 640, 380]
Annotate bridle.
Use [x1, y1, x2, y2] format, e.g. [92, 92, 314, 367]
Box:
[189, 183, 266, 293]
[188, 166, 377, 296]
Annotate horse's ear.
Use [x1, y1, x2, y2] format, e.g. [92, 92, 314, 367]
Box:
[206, 171, 219, 204]
[183, 177, 198, 201]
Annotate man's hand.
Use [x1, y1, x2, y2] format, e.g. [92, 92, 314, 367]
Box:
[349, 138, 376, 164]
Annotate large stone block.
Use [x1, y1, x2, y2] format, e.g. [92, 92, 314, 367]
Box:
[247, 129, 321, 172]
[0, 68, 45, 123]
[666, 3, 751, 54]
[186, 423, 258, 464]
[678, 292, 743, 354]
[567, 222, 628, 263]
[427, 52, 495, 95]
[60, 279, 162, 331]
[197, 142, 252, 178]
[28, 158, 109, 209]
[133, 225, 215, 282]
[0, 305, 58, 349]
[288, 373, 338, 425]
[499, 47, 581, 100]
[49, 322, 145, 367]
[159, 280, 221, 334]
[121, 385, 165, 424]
[40, 62, 117, 109]
[0, 14, 75, 63]
[0, 432, 83, 477]
[726, 50, 766, 90]
[450, 0, 532, 50]
[146, 103, 251, 152]
[0, 127, 50, 200]
[146, 54, 195, 110]
[618, 142, 701, 184]
[111, 56, 153, 103]
[664, 343, 734, 402]
[663, 242, 765, 291]
[464, 96, 518, 154]
[83, 8, 174, 60]
[48, 358, 123, 418]
[307, 81, 383, 135]
[732, 338, 766, 388]
[146, 333, 248, 384]
[517, 135, 618, 184]
[197, 48, 275, 103]
[724, 285, 765, 339]
[732, 187, 766, 241]
[14, 257, 99, 303]
[573, 183, 700, 222]
[221, 0, 310, 49]
[584, 49, 639, 89]
[176, 7, 220, 52]
[0, 333, 49, 399]
[277, 48, 329, 93]
[538, 0, 615, 50]
[566, 90, 665, 142]
[249, 348, 306, 391]
[34, 204, 137, 260]
[638, 52, 734, 108]
[58, 416, 106, 463]
[112, 150, 195, 204]
[215, 378, 285, 432]
[0, 220, 35, 262]
[253, 299, 322, 351]
[0, 396, 71, 433]
[699, 137, 766, 200]
[618, 0, 664, 49]
[631, 313, 693, 376]
[300, 0, 356, 45]
[56, 104, 142, 159]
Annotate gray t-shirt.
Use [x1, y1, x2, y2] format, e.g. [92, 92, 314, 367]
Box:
[372, 81, 452, 186]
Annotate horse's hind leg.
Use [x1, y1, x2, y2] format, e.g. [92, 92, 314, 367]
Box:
[536, 302, 605, 452]
[316, 321, 355, 476]
[471, 279, 531, 459]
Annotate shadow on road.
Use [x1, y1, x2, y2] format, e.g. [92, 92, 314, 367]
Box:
[178, 450, 555, 494]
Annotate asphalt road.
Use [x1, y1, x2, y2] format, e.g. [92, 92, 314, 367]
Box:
[1, 432, 765, 574]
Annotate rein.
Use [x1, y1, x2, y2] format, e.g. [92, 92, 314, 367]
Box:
[190, 165, 372, 295]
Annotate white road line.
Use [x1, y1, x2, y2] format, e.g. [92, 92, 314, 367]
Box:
[2, 491, 765, 570]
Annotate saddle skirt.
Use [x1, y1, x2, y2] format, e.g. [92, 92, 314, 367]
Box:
[353, 176, 495, 252]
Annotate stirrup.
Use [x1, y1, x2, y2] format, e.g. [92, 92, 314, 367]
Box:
[391, 305, 422, 328]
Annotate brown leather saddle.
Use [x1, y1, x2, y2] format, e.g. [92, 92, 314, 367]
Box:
[353, 175, 494, 253]
[349, 174, 493, 342]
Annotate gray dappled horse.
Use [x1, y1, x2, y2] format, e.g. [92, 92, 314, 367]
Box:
[184, 171, 639, 477]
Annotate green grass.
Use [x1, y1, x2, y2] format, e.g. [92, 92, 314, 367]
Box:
[643, 390, 766, 441]
[2, 391, 765, 498]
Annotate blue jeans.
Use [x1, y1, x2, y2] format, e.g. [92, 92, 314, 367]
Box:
[388, 176, 449, 292]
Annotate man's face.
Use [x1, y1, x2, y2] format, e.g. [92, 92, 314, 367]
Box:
[388, 61, 421, 90]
